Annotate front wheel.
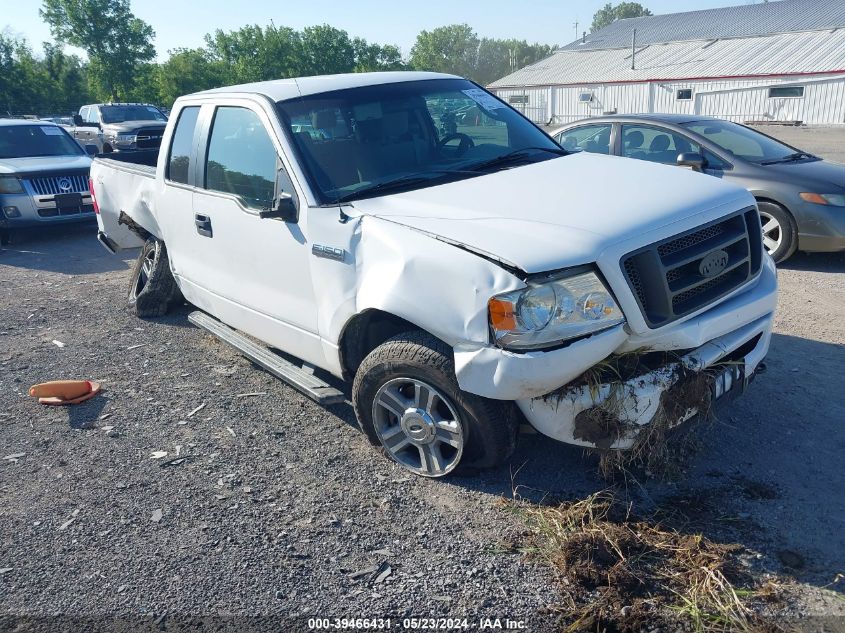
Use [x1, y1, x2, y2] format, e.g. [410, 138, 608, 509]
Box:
[127, 237, 181, 317]
[757, 201, 798, 263]
[352, 331, 518, 478]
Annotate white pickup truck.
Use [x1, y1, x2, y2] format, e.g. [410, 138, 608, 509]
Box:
[91, 72, 777, 477]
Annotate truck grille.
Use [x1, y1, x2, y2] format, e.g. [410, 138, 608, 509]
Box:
[26, 174, 89, 196]
[135, 127, 164, 149]
[621, 209, 763, 328]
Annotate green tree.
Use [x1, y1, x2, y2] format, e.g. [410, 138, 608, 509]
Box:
[299, 25, 355, 76]
[42, 42, 89, 111]
[40, 0, 155, 100]
[0, 32, 50, 115]
[474, 38, 555, 85]
[155, 48, 225, 107]
[204, 24, 303, 84]
[352, 37, 404, 73]
[591, 2, 652, 32]
[410, 24, 479, 79]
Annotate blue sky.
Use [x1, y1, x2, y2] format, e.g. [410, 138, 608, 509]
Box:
[1, 0, 759, 60]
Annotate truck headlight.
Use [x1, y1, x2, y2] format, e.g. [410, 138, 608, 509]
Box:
[0, 175, 24, 194]
[488, 270, 625, 350]
[799, 193, 845, 207]
[114, 133, 137, 145]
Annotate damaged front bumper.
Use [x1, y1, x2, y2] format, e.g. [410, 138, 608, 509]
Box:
[515, 313, 772, 450]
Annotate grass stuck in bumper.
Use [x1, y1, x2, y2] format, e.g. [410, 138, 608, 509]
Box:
[501, 490, 786, 632]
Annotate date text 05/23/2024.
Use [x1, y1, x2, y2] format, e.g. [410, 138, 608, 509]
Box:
[307, 617, 528, 630]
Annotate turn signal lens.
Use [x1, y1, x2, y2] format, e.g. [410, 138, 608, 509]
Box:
[800, 193, 828, 205]
[800, 193, 845, 206]
[488, 297, 516, 330]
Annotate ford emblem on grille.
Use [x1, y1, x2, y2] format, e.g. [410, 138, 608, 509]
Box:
[699, 249, 730, 277]
[57, 177, 72, 192]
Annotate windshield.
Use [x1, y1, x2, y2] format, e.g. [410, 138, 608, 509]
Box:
[681, 120, 801, 164]
[0, 125, 84, 159]
[100, 105, 167, 124]
[276, 78, 563, 203]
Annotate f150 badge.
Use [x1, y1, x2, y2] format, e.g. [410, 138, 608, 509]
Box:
[312, 244, 345, 262]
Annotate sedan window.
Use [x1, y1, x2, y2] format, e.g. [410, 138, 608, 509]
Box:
[621, 124, 701, 164]
[556, 124, 612, 155]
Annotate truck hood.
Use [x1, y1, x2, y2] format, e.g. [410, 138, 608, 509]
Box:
[0, 155, 92, 175]
[351, 152, 753, 274]
[102, 120, 167, 133]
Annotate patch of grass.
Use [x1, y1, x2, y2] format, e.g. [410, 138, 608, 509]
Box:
[501, 490, 787, 632]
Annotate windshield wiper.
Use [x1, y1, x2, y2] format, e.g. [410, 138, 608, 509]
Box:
[466, 146, 567, 173]
[760, 151, 816, 165]
[332, 170, 477, 204]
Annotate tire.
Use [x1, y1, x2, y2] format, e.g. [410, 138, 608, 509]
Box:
[352, 330, 518, 478]
[127, 237, 181, 317]
[757, 200, 798, 263]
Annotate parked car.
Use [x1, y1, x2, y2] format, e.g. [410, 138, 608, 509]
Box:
[550, 114, 845, 262]
[0, 119, 97, 245]
[39, 116, 74, 127]
[91, 72, 777, 478]
[71, 103, 168, 154]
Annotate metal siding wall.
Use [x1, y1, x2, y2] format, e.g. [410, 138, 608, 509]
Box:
[538, 74, 845, 125]
[491, 88, 550, 123]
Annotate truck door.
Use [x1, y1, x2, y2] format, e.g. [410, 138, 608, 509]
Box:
[178, 102, 322, 365]
[75, 106, 102, 150]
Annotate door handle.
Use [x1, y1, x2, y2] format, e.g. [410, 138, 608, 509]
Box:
[194, 214, 213, 238]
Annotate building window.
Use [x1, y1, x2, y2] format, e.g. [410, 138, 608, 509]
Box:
[768, 86, 804, 99]
[677, 89, 693, 100]
[508, 95, 529, 105]
[578, 92, 594, 103]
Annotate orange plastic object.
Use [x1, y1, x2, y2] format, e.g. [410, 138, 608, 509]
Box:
[28, 380, 101, 406]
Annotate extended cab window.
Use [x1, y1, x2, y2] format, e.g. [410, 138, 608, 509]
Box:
[204, 107, 276, 209]
[167, 106, 200, 184]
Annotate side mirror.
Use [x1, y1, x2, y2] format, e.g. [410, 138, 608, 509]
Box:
[73, 114, 83, 126]
[84, 144, 98, 156]
[677, 152, 705, 172]
[259, 192, 298, 223]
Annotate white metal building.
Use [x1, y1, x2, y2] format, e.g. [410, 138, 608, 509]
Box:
[489, 0, 845, 125]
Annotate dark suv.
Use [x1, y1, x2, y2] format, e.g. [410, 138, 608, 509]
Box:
[72, 103, 168, 154]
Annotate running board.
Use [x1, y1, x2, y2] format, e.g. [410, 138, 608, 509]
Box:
[188, 311, 345, 406]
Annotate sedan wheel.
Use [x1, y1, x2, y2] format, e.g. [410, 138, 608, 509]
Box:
[756, 201, 798, 263]
[372, 377, 464, 477]
[759, 210, 783, 255]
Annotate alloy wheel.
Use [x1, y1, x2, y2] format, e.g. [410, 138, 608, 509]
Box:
[759, 210, 783, 255]
[372, 377, 464, 477]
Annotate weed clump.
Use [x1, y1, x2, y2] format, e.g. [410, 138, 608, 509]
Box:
[502, 491, 785, 632]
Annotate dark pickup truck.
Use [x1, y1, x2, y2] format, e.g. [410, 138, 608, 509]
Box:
[72, 103, 168, 154]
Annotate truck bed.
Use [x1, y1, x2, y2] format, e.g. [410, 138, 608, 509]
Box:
[95, 148, 158, 176]
[91, 149, 160, 251]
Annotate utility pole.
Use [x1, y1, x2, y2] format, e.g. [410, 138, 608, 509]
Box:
[573, 20, 579, 42]
[631, 29, 637, 70]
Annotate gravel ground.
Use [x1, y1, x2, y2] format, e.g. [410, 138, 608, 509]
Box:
[1, 128, 844, 631]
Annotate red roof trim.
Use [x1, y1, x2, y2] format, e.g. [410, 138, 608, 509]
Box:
[493, 69, 845, 89]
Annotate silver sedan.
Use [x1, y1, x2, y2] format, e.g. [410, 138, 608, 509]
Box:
[550, 114, 845, 262]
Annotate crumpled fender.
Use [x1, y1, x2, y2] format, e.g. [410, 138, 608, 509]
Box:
[353, 217, 523, 345]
